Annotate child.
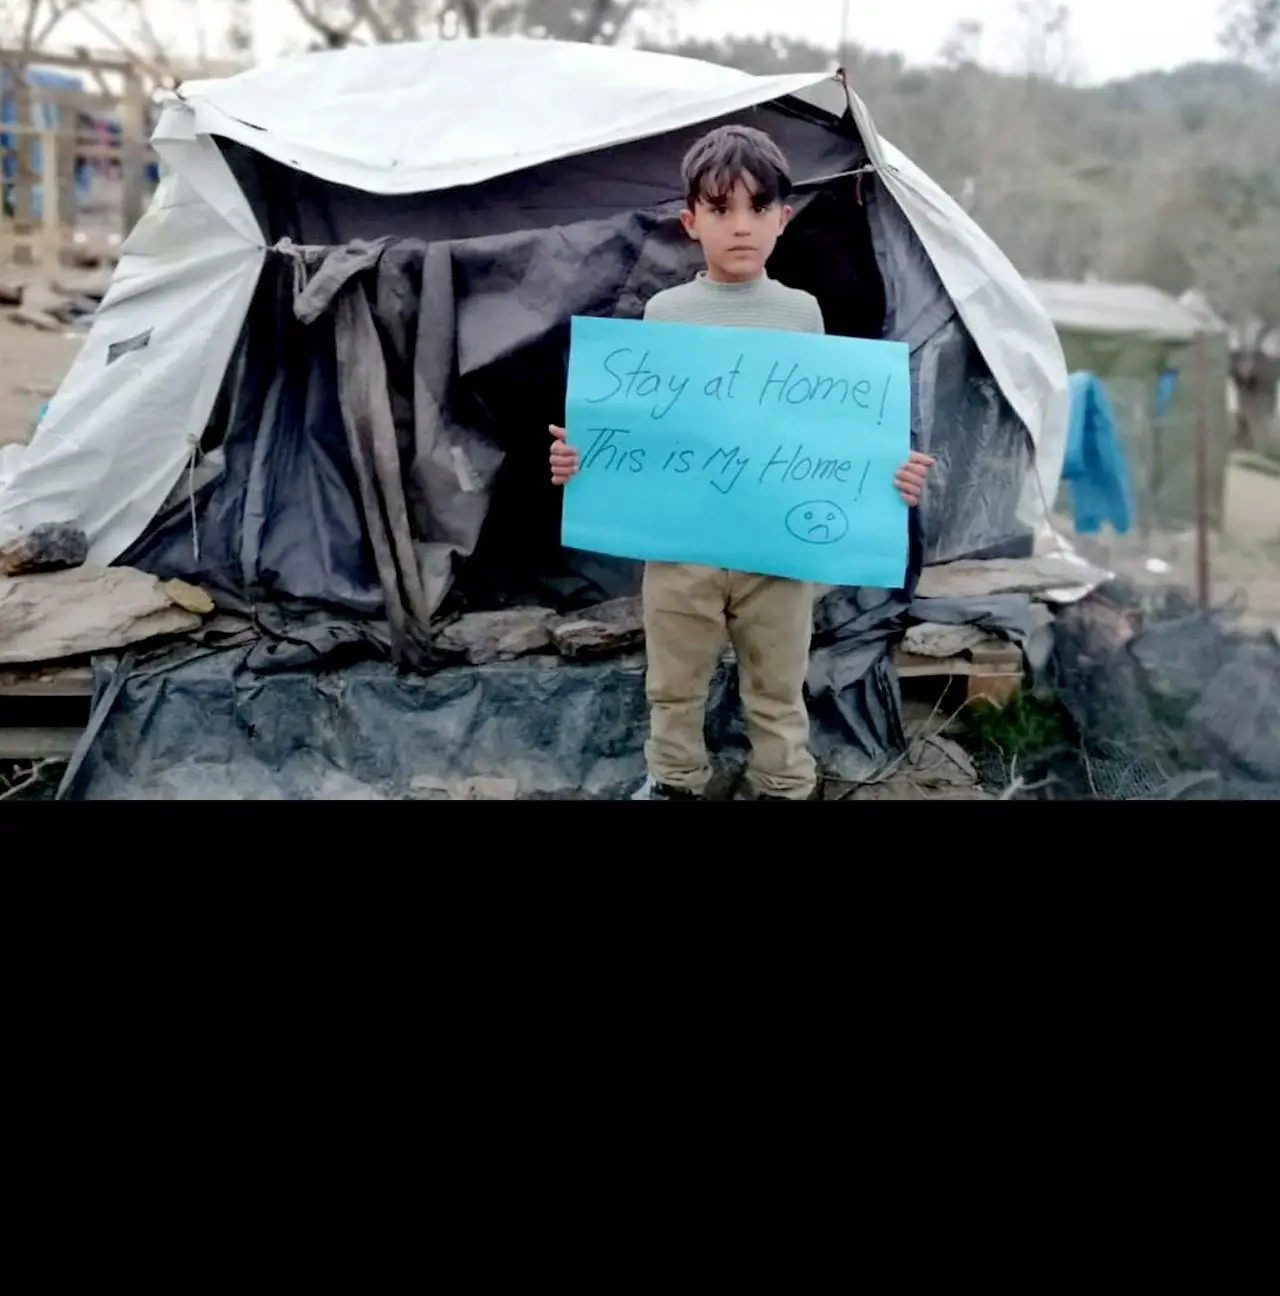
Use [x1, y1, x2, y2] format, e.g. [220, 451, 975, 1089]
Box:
[550, 124, 934, 800]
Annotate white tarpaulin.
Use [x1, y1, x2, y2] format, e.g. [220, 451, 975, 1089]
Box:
[0, 37, 1068, 564]
[174, 39, 830, 196]
[0, 127, 263, 563]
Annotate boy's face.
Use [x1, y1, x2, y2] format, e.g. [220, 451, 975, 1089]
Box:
[680, 173, 791, 283]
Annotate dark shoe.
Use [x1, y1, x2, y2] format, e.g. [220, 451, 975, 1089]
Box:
[631, 776, 701, 801]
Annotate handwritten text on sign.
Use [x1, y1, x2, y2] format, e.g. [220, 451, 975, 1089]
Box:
[561, 316, 911, 587]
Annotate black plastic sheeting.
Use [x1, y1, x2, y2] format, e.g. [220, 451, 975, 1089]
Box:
[60, 588, 1053, 799]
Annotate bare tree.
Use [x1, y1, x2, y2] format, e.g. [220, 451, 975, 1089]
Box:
[1215, 2, 1280, 443]
[938, 18, 983, 69]
[1, 0, 92, 49]
[225, 0, 252, 56]
[1221, 0, 1279, 71]
[1014, 0, 1080, 83]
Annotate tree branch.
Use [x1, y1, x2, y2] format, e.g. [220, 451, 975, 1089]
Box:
[289, 0, 364, 48]
[0, 759, 60, 801]
[592, 0, 644, 44]
[350, 0, 395, 42]
[450, 1, 482, 38]
[31, 1, 89, 50]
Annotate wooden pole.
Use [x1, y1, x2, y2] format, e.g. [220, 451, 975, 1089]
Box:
[1193, 333, 1212, 611]
[40, 129, 60, 268]
[119, 70, 148, 240]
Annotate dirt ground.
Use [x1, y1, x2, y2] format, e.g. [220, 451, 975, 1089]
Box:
[0, 317, 85, 447]
[1064, 487, 1280, 638]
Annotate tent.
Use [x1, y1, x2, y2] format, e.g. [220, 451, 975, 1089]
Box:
[1, 40, 1067, 629]
[1027, 279, 1231, 531]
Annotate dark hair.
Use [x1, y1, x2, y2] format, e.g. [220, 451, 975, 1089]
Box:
[681, 125, 792, 210]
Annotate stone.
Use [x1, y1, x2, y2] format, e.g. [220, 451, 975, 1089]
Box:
[915, 553, 1112, 601]
[434, 607, 557, 665]
[902, 621, 990, 658]
[551, 596, 645, 660]
[0, 565, 203, 665]
[0, 523, 89, 576]
[163, 579, 216, 616]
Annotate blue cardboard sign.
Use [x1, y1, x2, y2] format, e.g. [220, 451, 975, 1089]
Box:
[561, 315, 911, 587]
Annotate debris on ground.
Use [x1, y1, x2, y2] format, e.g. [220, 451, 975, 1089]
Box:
[2, 270, 110, 334]
[0, 757, 64, 802]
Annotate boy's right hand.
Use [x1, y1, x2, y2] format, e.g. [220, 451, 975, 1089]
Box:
[549, 424, 579, 485]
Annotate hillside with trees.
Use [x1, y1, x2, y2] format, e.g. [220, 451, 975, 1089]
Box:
[652, 34, 1279, 344]
[657, 5, 1279, 446]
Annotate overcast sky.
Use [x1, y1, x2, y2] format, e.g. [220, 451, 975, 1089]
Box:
[644, 0, 1225, 82]
[46, 1, 1229, 85]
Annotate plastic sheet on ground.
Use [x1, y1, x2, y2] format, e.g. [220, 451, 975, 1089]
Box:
[60, 586, 1053, 799]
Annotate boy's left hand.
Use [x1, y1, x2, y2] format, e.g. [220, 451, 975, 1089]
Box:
[894, 451, 935, 507]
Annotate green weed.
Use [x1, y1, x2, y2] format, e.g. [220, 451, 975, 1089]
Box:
[960, 692, 1068, 758]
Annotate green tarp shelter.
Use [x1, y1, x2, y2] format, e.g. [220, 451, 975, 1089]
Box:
[1028, 279, 1231, 530]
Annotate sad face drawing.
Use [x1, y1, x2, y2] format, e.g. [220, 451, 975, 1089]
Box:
[784, 500, 849, 545]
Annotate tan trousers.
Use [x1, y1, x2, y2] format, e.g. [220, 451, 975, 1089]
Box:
[642, 562, 817, 799]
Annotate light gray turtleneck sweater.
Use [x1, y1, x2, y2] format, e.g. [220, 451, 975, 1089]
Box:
[642, 271, 825, 334]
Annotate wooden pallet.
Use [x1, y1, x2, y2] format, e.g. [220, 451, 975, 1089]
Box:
[0, 665, 94, 698]
[891, 641, 1024, 706]
[0, 726, 81, 760]
[0, 664, 93, 762]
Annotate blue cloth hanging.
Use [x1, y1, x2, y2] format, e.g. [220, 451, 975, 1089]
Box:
[1062, 371, 1133, 535]
[1154, 368, 1177, 418]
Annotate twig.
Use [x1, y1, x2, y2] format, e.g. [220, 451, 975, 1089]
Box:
[996, 750, 1058, 800]
[0, 758, 59, 801]
[860, 693, 979, 788]
[998, 774, 1058, 800]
